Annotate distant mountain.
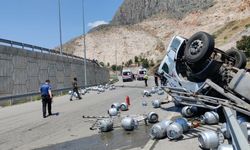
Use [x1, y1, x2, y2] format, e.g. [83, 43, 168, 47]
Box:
[111, 0, 214, 25]
[60, 0, 250, 66]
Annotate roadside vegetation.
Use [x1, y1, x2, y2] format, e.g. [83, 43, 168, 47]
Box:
[212, 17, 250, 45]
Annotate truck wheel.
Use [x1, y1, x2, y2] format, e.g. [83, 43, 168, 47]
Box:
[184, 32, 214, 64]
[225, 49, 246, 69]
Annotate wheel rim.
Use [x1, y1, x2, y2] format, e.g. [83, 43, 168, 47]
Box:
[190, 39, 203, 55]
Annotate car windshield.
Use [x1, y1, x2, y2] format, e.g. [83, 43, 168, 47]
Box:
[162, 63, 169, 73]
[139, 71, 146, 74]
[170, 38, 181, 51]
[123, 72, 131, 76]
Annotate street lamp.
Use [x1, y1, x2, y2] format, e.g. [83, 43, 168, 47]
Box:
[82, 0, 87, 87]
[58, 0, 63, 55]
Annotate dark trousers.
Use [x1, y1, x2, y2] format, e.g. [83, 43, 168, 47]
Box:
[42, 96, 52, 117]
[154, 77, 159, 86]
[70, 88, 81, 99]
[144, 79, 148, 87]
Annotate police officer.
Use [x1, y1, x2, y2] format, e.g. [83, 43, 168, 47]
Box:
[70, 77, 82, 101]
[40, 80, 53, 118]
[144, 74, 149, 87]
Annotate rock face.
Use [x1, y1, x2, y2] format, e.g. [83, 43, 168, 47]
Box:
[61, 0, 250, 66]
[111, 0, 214, 25]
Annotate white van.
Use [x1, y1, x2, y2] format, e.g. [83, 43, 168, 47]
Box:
[137, 68, 147, 80]
[122, 69, 133, 82]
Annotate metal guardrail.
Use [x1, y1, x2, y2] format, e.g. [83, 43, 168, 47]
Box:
[0, 83, 106, 102]
[223, 107, 250, 150]
[0, 38, 91, 62]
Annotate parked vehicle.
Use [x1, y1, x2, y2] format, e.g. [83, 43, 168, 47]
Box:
[137, 68, 147, 80]
[122, 69, 133, 82]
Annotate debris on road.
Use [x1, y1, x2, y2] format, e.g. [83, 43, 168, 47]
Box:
[121, 117, 139, 131]
[198, 130, 224, 149]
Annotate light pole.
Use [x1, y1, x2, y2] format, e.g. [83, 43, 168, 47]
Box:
[82, 0, 87, 87]
[115, 49, 118, 78]
[58, 0, 63, 55]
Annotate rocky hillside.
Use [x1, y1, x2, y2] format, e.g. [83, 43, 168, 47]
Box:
[61, 0, 250, 66]
[111, 0, 214, 25]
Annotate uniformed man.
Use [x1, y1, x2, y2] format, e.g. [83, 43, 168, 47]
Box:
[70, 77, 82, 101]
[144, 74, 149, 87]
[40, 80, 53, 118]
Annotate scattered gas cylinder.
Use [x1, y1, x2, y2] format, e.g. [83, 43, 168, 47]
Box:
[167, 122, 183, 140]
[152, 99, 161, 108]
[111, 102, 120, 110]
[219, 123, 231, 139]
[175, 118, 189, 132]
[198, 130, 224, 149]
[217, 144, 233, 150]
[181, 106, 197, 117]
[120, 102, 128, 111]
[147, 112, 159, 123]
[121, 117, 138, 131]
[143, 90, 151, 97]
[150, 87, 158, 94]
[157, 89, 164, 95]
[98, 118, 113, 132]
[150, 119, 173, 139]
[108, 108, 118, 116]
[202, 111, 219, 125]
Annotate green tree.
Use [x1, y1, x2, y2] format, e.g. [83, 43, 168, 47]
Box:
[236, 35, 250, 57]
[134, 56, 139, 63]
[142, 59, 149, 68]
[111, 65, 117, 71]
[128, 59, 133, 65]
[117, 65, 122, 71]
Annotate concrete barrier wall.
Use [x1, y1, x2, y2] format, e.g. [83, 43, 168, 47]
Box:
[0, 45, 109, 96]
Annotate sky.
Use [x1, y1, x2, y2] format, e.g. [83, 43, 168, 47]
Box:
[0, 0, 123, 48]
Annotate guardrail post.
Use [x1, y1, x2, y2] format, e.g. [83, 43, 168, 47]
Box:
[9, 98, 13, 106]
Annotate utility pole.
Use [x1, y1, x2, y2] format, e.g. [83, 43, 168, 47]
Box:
[58, 0, 63, 55]
[115, 49, 118, 77]
[82, 0, 87, 87]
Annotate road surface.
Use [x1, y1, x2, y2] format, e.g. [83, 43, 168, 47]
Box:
[0, 77, 219, 150]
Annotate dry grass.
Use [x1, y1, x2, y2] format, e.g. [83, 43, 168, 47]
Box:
[213, 17, 250, 45]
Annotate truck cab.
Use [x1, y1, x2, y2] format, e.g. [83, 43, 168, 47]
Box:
[158, 36, 203, 92]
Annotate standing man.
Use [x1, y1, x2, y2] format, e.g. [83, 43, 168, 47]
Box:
[40, 80, 53, 118]
[160, 72, 167, 86]
[144, 74, 149, 87]
[154, 72, 159, 87]
[70, 77, 82, 101]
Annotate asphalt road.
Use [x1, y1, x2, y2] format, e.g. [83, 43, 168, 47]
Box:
[0, 77, 220, 150]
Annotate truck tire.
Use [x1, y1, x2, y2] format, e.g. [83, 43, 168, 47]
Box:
[184, 32, 214, 64]
[225, 49, 246, 69]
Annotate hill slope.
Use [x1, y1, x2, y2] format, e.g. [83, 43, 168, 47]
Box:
[61, 0, 250, 66]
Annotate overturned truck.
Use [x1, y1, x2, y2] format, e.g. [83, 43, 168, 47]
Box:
[158, 31, 250, 149]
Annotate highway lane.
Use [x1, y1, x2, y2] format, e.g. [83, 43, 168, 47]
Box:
[0, 77, 218, 150]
